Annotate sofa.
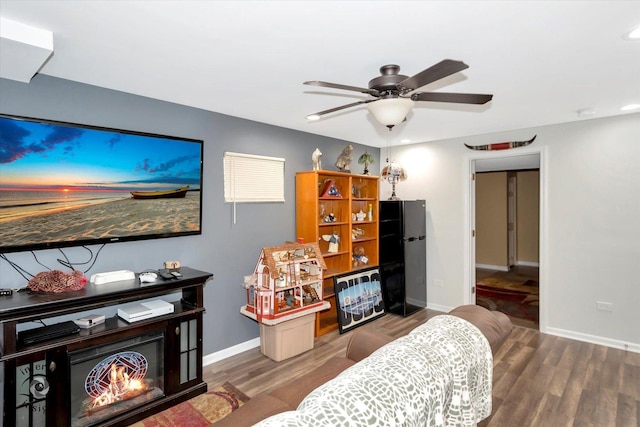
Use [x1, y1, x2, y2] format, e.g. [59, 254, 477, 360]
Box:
[214, 305, 512, 426]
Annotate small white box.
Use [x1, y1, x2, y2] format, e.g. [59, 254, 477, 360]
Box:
[90, 270, 135, 285]
[74, 314, 105, 329]
[142, 299, 174, 316]
[118, 304, 152, 322]
[118, 299, 174, 323]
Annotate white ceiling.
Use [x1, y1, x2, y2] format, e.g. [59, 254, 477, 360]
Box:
[1, 1, 639, 147]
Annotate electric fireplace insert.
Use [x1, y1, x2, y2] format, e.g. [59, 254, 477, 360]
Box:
[68, 332, 165, 427]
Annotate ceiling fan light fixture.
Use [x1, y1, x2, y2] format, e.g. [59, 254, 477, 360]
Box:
[367, 98, 415, 126]
[622, 24, 640, 41]
[621, 103, 640, 111]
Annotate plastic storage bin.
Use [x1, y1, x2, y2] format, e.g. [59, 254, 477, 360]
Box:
[259, 313, 315, 361]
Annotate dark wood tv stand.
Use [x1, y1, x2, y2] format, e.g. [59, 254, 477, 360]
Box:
[0, 267, 213, 427]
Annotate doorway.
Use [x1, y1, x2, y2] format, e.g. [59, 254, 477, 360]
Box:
[469, 153, 542, 330]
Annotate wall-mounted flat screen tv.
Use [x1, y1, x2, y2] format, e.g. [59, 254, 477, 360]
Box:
[0, 114, 203, 253]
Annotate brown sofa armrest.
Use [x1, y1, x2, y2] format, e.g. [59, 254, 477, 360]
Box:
[345, 329, 395, 362]
[212, 394, 292, 427]
[448, 305, 513, 354]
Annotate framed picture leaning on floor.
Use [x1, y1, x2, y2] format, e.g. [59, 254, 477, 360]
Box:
[334, 266, 385, 333]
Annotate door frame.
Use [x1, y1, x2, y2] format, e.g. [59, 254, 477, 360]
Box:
[507, 171, 517, 268]
[463, 146, 548, 333]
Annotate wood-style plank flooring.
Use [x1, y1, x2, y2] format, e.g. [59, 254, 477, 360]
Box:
[204, 309, 640, 426]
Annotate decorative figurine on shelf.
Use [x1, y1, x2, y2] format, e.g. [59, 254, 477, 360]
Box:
[351, 227, 365, 240]
[320, 179, 341, 197]
[335, 144, 353, 171]
[355, 210, 366, 222]
[323, 212, 337, 223]
[322, 232, 340, 253]
[358, 151, 375, 175]
[312, 147, 322, 170]
[352, 246, 368, 267]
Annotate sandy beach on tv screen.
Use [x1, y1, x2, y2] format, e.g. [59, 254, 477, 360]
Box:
[0, 194, 200, 248]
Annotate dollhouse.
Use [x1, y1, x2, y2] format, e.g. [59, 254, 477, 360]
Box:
[241, 242, 330, 325]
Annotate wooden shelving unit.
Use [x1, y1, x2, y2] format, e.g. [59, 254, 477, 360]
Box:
[295, 170, 379, 336]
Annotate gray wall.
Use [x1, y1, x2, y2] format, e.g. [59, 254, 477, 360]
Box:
[0, 75, 380, 354]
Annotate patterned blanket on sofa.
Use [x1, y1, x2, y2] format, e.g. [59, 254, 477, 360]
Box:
[255, 315, 493, 427]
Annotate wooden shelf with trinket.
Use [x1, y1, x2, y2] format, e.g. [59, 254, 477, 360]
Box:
[295, 170, 379, 336]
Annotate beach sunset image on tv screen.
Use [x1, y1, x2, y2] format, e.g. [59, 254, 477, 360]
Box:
[0, 114, 203, 253]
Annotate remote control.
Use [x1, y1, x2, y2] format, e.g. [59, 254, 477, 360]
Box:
[158, 270, 175, 280]
[0, 289, 13, 296]
[170, 271, 182, 278]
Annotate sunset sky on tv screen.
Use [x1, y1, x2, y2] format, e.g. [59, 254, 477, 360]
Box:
[0, 116, 201, 192]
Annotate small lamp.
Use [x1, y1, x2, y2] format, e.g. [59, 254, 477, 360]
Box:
[381, 160, 407, 200]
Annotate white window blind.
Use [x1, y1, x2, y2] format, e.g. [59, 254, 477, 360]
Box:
[223, 152, 285, 203]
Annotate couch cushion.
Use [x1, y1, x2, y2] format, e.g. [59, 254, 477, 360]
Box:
[448, 304, 513, 353]
[268, 356, 355, 408]
[212, 393, 291, 427]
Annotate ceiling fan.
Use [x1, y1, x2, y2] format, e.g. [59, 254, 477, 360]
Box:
[304, 59, 493, 127]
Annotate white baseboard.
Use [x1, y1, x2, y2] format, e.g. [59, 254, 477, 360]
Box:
[426, 302, 455, 313]
[545, 327, 640, 354]
[203, 337, 260, 367]
[475, 264, 509, 272]
[516, 261, 539, 267]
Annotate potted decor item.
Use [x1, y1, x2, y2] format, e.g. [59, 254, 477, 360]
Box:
[358, 151, 375, 175]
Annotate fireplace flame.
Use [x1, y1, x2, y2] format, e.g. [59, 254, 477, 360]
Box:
[91, 364, 146, 408]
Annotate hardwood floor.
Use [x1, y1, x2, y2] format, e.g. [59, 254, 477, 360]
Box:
[481, 326, 640, 427]
[203, 309, 640, 426]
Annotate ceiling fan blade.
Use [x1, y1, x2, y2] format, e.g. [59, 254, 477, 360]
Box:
[306, 99, 378, 118]
[304, 80, 379, 96]
[398, 59, 469, 91]
[411, 92, 493, 104]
